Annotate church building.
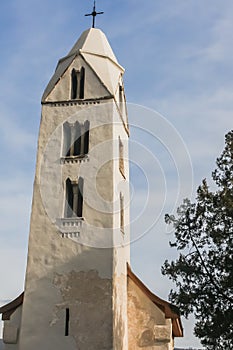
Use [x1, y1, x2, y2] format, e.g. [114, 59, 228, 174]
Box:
[0, 24, 183, 350]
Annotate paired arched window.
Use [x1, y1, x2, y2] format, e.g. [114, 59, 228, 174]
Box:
[71, 67, 85, 100]
[65, 177, 84, 218]
[63, 120, 90, 157]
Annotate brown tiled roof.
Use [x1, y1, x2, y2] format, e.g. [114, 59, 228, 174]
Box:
[0, 293, 24, 320]
[127, 264, 183, 338]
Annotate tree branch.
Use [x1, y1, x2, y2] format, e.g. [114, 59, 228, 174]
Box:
[186, 212, 233, 304]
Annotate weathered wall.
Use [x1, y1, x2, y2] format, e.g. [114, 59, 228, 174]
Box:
[112, 102, 130, 349]
[2, 307, 22, 350]
[128, 278, 173, 350]
[53, 269, 113, 349]
[18, 29, 130, 350]
[0, 339, 5, 350]
[19, 102, 116, 350]
[47, 55, 110, 102]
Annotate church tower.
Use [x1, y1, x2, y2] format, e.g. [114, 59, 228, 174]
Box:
[0, 21, 184, 350]
[18, 28, 130, 350]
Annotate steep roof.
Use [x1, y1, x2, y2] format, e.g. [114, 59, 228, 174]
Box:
[127, 264, 183, 338]
[68, 28, 118, 62]
[42, 28, 124, 102]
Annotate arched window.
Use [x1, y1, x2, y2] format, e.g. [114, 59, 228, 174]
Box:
[65, 178, 84, 218]
[71, 69, 78, 100]
[77, 177, 84, 218]
[84, 120, 90, 155]
[119, 83, 124, 115]
[63, 121, 89, 157]
[63, 122, 72, 157]
[79, 67, 85, 99]
[71, 67, 85, 100]
[73, 121, 81, 156]
[65, 178, 74, 218]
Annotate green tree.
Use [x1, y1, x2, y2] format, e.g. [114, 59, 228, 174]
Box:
[162, 131, 233, 350]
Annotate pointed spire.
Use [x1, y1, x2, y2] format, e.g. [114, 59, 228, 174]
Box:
[42, 28, 124, 102]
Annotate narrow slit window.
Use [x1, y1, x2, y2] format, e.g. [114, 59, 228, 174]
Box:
[65, 308, 70, 336]
[71, 67, 85, 100]
[119, 84, 123, 102]
[63, 122, 72, 157]
[119, 137, 125, 178]
[77, 177, 84, 218]
[120, 193, 124, 233]
[84, 120, 90, 155]
[73, 121, 81, 156]
[119, 84, 124, 115]
[65, 179, 74, 218]
[71, 69, 78, 99]
[79, 67, 85, 99]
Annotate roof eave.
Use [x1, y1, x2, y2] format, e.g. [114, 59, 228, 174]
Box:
[0, 292, 24, 320]
[127, 264, 183, 337]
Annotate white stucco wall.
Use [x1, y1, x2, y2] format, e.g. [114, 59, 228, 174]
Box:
[0, 339, 4, 350]
[17, 28, 130, 350]
[0, 306, 22, 350]
[128, 278, 174, 350]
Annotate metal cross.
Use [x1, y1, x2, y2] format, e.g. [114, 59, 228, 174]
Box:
[85, 1, 104, 28]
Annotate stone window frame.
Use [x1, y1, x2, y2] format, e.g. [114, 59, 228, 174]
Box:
[64, 177, 84, 218]
[71, 67, 85, 100]
[62, 120, 90, 160]
[65, 308, 70, 336]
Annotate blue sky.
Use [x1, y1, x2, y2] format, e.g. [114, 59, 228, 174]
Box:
[0, 0, 233, 347]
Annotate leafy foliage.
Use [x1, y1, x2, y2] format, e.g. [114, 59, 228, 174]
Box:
[162, 131, 233, 349]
